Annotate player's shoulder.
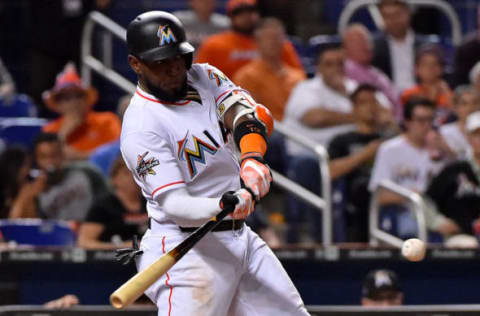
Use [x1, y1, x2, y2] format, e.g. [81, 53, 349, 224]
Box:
[121, 91, 170, 136]
[189, 63, 235, 90]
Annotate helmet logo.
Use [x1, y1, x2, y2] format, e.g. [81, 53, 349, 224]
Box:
[157, 25, 177, 46]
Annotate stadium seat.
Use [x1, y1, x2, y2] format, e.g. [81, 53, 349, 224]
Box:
[0, 94, 37, 117]
[0, 117, 48, 148]
[0, 219, 76, 246]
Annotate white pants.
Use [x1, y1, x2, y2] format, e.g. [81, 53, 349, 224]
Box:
[138, 222, 310, 316]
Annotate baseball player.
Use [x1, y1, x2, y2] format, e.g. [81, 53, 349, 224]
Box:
[120, 11, 310, 316]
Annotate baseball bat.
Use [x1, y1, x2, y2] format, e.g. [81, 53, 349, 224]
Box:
[110, 205, 235, 309]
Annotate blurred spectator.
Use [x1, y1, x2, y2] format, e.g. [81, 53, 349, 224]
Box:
[282, 44, 356, 243]
[328, 84, 386, 242]
[440, 86, 480, 159]
[373, 0, 430, 93]
[9, 133, 108, 220]
[42, 63, 121, 160]
[401, 45, 453, 122]
[234, 17, 305, 121]
[0, 56, 15, 104]
[44, 294, 80, 309]
[369, 97, 459, 239]
[173, 0, 230, 50]
[78, 157, 147, 249]
[361, 269, 403, 306]
[469, 61, 480, 93]
[195, 0, 303, 79]
[89, 94, 131, 176]
[427, 111, 480, 236]
[343, 24, 400, 118]
[0, 147, 31, 218]
[27, 0, 111, 117]
[453, 27, 480, 87]
[283, 43, 356, 155]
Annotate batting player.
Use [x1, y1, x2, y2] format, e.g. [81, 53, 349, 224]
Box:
[121, 11, 310, 316]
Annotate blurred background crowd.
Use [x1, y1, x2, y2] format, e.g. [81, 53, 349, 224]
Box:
[2, 0, 480, 251]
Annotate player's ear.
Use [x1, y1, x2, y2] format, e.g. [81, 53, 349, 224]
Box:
[128, 55, 142, 75]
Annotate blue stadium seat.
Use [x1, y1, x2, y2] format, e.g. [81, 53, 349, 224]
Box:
[0, 94, 37, 117]
[0, 219, 76, 246]
[0, 117, 48, 148]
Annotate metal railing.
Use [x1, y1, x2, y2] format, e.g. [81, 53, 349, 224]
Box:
[80, 11, 333, 245]
[369, 180, 427, 248]
[338, 0, 462, 46]
[274, 121, 332, 245]
[81, 11, 135, 94]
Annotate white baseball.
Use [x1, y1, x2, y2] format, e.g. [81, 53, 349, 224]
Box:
[401, 238, 426, 262]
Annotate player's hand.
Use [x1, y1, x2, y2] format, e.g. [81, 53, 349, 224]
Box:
[220, 189, 255, 220]
[240, 154, 272, 200]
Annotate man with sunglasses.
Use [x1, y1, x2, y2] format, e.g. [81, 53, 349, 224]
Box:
[369, 97, 459, 239]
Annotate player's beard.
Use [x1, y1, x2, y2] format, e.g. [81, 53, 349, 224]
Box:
[143, 76, 188, 103]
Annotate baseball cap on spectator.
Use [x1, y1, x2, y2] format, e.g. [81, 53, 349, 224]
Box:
[226, 0, 257, 16]
[466, 111, 480, 133]
[362, 269, 401, 300]
[42, 62, 98, 113]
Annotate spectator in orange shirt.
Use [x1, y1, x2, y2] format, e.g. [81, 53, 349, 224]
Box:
[195, 0, 303, 79]
[42, 63, 121, 160]
[234, 18, 305, 121]
[401, 44, 453, 122]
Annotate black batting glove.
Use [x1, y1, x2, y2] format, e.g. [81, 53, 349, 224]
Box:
[115, 235, 143, 265]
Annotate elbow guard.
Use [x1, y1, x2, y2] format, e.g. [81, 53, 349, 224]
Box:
[233, 104, 274, 156]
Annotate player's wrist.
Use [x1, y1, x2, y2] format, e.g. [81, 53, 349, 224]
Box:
[240, 152, 265, 164]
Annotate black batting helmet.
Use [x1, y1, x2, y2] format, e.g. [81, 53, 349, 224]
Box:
[127, 11, 194, 66]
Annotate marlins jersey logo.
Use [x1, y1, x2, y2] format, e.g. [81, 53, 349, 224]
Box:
[136, 151, 160, 180]
[177, 131, 219, 178]
[157, 25, 177, 46]
[208, 69, 229, 87]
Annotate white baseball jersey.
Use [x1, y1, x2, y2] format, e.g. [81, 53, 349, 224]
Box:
[122, 63, 310, 315]
[121, 63, 243, 224]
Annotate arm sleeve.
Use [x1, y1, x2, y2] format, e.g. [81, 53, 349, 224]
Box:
[157, 187, 222, 227]
[121, 131, 186, 199]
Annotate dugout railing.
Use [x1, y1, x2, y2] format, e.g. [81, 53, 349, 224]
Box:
[338, 0, 462, 46]
[2, 305, 480, 315]
[80, 11, 333, 245]
[369, 180, 428, 248]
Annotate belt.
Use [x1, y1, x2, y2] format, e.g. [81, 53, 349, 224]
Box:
[148, 217, 244, 232]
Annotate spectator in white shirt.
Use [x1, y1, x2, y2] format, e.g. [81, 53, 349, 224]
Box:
[440, 86, 480, 159]
[372, 0, 430, 93]
[369, 97, 459, 238]
[283, 43, 356, 156]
